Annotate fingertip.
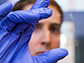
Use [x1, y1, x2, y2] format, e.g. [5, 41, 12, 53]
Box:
[46, 8, 52, 16]
[0, 1, 13, 13]
[49, 48, 68, 62]
[39, 8, 52, 20]
[31, 0, 50, 10]
[60, 48, 69, 56]
[6, 1, 13, 8]
[0, 1, 13, 20]
[2, 1, 13, 8]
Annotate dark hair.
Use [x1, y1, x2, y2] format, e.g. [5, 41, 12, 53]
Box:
[12, 0, 63, 23]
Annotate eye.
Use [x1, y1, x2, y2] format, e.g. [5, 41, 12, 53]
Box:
[50, 27, 57, 32]
[49, 26, 60, 34]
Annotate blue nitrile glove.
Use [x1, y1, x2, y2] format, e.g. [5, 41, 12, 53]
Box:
[0, 0, 68, 63]
[0, 2, 13, 21]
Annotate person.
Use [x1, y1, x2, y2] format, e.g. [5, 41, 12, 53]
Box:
[13, 0, 64, 56]
[0, 0, 68, 63]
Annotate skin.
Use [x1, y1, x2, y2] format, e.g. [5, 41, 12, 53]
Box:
[23, 4, 61, 56]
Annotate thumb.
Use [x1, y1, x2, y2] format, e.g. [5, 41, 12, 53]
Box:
[34, 48, 68, 63]
[0, 1, 13, 20]
[30, 0, 50, 10]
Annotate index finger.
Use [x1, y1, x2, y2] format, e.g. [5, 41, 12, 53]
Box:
[0, 2, 13, 20]
[30, 0, 50, 10]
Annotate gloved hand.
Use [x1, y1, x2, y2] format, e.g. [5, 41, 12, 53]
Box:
[0, 2, 13, 20]
[0, 0, 68, 63]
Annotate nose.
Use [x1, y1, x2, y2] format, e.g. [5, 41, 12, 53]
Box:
[41, 28, 51, 46]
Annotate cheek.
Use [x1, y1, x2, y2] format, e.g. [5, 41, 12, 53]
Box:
[29, 33, 40, 50]
[29, 30, 42, 55]
[51, 34, 60, 48]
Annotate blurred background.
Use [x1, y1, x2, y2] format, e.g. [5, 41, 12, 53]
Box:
[0, 0, 84, 63]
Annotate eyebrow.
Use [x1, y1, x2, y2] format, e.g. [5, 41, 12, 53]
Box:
[36, 23, 61, 27]
[50, 23, 61, 27]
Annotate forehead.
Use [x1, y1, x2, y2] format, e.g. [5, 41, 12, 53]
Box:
[23, 4, 61, 25]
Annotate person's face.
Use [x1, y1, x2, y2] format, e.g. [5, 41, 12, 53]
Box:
[23, 4, 61, 56]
